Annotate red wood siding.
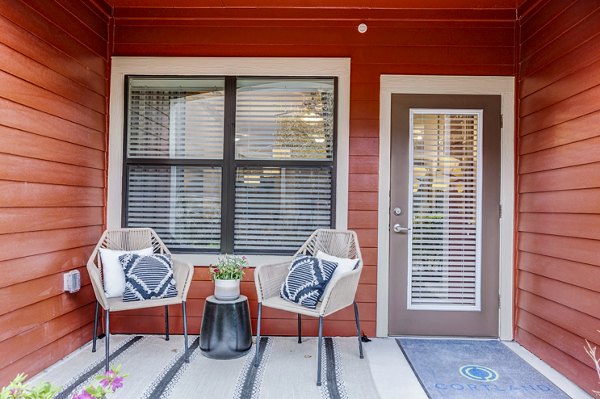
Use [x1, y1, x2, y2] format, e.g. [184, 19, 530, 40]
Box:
[516, 0, 600, 395]
[0, 0, 110, 386]
[107, 6, 515, 338]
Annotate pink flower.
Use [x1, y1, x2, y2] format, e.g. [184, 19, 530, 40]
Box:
[110, 376, 124, 391]
[99, 370, 115, 388]
[72, 391, 94, 399]
[99, 370, 124, 392]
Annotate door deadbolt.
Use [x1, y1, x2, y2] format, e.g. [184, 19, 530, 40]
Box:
[393, 207, 402, 216]
[393, 224, 411, 233]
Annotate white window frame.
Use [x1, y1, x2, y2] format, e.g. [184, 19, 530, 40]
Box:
[377, 75, 515, 340]
[108, 57, 350, 266]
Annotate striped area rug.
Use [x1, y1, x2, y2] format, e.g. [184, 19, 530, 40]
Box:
[33, 335, 379, 399]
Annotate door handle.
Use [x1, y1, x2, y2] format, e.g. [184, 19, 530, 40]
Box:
[393, 224, 411, 233]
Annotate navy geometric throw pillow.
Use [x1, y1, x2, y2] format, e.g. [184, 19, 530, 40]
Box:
[280, 255, 338, 309]
[119, 253, 178, 302]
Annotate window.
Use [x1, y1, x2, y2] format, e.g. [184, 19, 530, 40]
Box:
[123, 76, 337, 254]
[408, 110, 482, 310]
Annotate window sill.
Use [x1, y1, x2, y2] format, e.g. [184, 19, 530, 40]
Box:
[172, 253, 293, 268]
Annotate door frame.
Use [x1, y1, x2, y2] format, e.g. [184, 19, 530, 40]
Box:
[377, 75, 515, 340]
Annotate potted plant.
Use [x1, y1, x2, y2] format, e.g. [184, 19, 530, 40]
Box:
[209, 255, 248, 301]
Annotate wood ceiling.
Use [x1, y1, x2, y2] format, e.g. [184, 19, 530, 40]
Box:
[101, 0, 522, 23]
[106, 0, 518, 9]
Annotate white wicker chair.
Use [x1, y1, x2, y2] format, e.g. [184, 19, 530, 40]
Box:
[253, 229, 364, 386]
[86, 228, 194, 371]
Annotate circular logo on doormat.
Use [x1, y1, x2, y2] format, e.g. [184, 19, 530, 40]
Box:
[459, 365, 499, 382]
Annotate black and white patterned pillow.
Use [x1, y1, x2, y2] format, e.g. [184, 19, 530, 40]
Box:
[280, 255, 338, 309]
[119, 253, 178, 302]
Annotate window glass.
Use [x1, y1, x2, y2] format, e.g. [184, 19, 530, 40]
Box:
[235, 79, 334, 160]
[409, 112, 481, 309]
[126, 165, 222, 251]
[127, 78, 225, 159]
[234, 167, 333, 253]
[124, 76, 336, 254]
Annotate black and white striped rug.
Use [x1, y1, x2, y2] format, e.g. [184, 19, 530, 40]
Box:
[34, 335, 379, 399]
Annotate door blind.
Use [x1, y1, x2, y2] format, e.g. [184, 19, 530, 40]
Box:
[408, 110, 482, 310]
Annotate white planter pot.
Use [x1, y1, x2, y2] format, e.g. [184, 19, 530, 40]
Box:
[214, 279, 240, 301]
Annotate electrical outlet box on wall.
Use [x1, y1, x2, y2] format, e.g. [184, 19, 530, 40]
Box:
[63, 270, 81, 293]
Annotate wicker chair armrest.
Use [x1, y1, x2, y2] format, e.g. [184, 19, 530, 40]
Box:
[172, 258, 194, 300]
[86, 261, 109, 310]
[254, 261, 291, 302]
[319, 268, 362, 317]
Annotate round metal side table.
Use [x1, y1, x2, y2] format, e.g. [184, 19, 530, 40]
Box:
[199, 295, 252, 359]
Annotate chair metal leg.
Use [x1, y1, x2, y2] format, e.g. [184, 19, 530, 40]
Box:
[254, 303, 262, 367]
[353, 301, 364, 359]
[165, 305, 170, 341]
[104, 309, 110, 372]
[92, 301, 99, 352]
[317, 316, 323, 386]
[182, 301, 189, 363]
[297, 314, 302, 344]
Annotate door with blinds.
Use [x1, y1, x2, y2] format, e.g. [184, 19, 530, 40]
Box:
[388, 94, 501, 337]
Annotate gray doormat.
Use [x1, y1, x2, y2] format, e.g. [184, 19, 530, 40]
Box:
[397, 338, 570, 398]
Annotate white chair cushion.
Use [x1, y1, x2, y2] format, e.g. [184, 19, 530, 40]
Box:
[316, 250, 359, 279]
[99, 246, 154, 297]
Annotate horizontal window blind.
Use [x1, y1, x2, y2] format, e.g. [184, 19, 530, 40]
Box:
[234, 167, 332, 253]
[124, 76, 336, 255]
[409, 111, 481, 310]
[235, 79, 334, 160]
[127, 78, 225, 159]
[126, 165, 222, 251]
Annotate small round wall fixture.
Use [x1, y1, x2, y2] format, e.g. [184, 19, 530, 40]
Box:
[358, 23, 368, 33]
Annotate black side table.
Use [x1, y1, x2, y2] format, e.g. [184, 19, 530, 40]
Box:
[199, 295, 253, 359]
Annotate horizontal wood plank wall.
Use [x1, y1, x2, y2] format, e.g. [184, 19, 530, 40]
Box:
[516, 0, 600, 395]
[0, 0, 111, 386]
[108, 6, 515, 338]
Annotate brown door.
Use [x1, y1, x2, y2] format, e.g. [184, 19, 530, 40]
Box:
[388, 94, 501, 337]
